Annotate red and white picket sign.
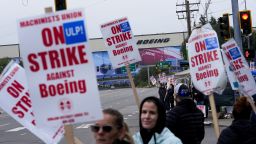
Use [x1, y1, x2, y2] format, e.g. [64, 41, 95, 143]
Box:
[100, 17, 141, 68]
[0, 62, 64, 144]
[222, 38, 256, 96]
[17, 9, 103, 127]
[187, 24, 227, 95]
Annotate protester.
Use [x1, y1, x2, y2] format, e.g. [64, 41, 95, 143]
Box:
[192, 86, 205, 105]
[158, 83, 166, 104]
[133, 96, 182, 144]
[91, 108, 132, 144]
[217, 96, 256, 144]
[192, 85, 208, 118]
[165, 82, 175, 110]
[166, 83, 205, 144]
[213, 82, 235, 119]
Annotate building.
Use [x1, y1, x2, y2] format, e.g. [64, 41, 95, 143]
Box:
[0, 32, 187, 77]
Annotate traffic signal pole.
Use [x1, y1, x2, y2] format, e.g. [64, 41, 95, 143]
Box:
[231, 0, 243, 52]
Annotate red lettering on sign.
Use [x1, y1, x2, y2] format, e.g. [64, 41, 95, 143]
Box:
[12, 94, 31, 118]
[195, 41, 206, 52]
[39, 79, 86, 98]
[111, 25, 122, 34]
[230, 59, 244, 71]
[196, 68, 219, 80]
[47, 69, 74, 81]
[113, 45, 133, 56]
[7, 80, 24, 98]
[224, 52, 232, 61]
[106, 31, 132, 46]
[41, 26, 65, 47]
[28, 44, 88, 72]
[191, 50, 219, 67]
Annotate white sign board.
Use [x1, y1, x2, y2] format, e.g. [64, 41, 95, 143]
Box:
[187, 24, 227, 95]
[100, 17, 141, 68]
[17, 9, 103, 127]
[197, 105, 206, 118]
[222, 39, 256, 96]
[150, 76, 157, 85]
[221, 50, 239, 90]
[0, 63, 63, 144]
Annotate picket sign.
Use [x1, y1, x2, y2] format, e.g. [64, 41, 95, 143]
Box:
[221, 50, 239, 90]
[221, 38, 256, 115]
[150, 76, 157, 86]
[221, 39, 256, 97]
[100, 17, 142, 108]
[0, 62, 64, 144]
[187, 24, 228, 138]
[44, 7, 84, 144]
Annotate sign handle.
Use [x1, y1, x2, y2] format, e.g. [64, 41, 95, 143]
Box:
[74, 136, 84, 144]
[125, 63, 140, 109]
[208, 94, 220, 138]
[64, 125, 76, 144]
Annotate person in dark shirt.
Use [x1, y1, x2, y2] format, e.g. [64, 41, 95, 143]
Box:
[217, 96, 256, 144]
[166, 83, 205, 144]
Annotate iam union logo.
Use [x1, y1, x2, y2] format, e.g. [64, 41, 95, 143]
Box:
[59, 98, 73, 113]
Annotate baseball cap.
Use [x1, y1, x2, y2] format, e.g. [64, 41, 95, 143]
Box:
[174, 83, 190, 97]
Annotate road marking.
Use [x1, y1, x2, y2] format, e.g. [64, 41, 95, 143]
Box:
[6, 127, 25, 132]
[128, 115, 133, 117]
[0, 123, 9, 127]
[76, 123, 93, 129]
[20, 133, 27, 135]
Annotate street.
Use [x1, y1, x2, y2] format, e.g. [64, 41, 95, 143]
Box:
[0, 87, 230, 144]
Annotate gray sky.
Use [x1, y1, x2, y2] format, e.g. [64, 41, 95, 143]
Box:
[0, 0, 255, 45]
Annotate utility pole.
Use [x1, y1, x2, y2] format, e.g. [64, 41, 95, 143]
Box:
[204, 0, 211, 22]
[231, 0, 243, 51]
[176, 0, 200, 36]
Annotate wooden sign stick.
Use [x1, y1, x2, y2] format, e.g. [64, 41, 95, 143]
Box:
[125, 63, 140, 109]
[208, 94, 220, 138]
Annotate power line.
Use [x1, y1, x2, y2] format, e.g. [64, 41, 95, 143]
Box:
[176, 0, 200, 36]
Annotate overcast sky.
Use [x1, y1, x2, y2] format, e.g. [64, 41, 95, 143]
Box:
[0, 0, 255, 45]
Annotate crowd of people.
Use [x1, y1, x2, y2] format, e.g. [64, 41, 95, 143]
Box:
[89, 82, 256, 144]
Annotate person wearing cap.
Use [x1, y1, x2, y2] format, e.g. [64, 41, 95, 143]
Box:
[133, 96, 182, 144]
[166, 83, 205, 144]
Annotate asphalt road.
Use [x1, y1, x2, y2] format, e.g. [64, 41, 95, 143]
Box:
[0, 87, 229, 144]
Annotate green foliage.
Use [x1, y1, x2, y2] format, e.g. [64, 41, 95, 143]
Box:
[0, 57, 12, 74]
[134, 67, 155, 87]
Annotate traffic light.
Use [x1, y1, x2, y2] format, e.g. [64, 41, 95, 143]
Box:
[239, 10, 252, 35]
[244, 49, 255, 60]
[55, 0, 67, 11]
[218, 14, 230, 40]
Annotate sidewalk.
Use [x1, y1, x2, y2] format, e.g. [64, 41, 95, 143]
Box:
[204, 111, 233, 127]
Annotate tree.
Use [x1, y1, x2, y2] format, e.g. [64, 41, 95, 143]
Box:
[199, 14, 207, 25]
[0, 57, 12, 74]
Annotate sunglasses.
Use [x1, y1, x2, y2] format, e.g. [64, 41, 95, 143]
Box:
[90, 125, 113, 133]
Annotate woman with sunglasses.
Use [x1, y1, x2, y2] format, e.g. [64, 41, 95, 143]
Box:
[133, 96, 182, 144]
[91, 108, 133, 144]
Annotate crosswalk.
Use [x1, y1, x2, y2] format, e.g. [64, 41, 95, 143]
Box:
[6, 127, 26, 132]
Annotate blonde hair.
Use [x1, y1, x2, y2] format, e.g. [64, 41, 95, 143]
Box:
[122, 122, 134, 144]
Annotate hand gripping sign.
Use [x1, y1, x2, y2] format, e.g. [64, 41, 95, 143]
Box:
[100, 17, 141, 68]
[222, 38, 256, 97]
[0, 62, 63, 144]
[187, 24, 227, 95]
[17, 9, 103, 127]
